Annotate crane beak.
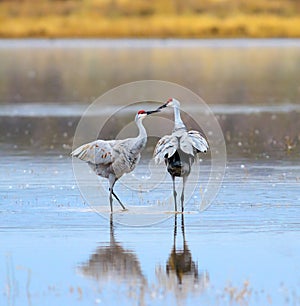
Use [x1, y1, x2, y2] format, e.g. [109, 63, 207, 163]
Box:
[146, 109, 160, 115]
[156, 102, 168, 110]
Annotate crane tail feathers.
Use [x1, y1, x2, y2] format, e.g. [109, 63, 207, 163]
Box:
[71, 140, 114, 164]
[71, 144, 90, 160]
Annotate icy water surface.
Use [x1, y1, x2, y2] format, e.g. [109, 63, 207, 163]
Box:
[1, 155, 300, 306]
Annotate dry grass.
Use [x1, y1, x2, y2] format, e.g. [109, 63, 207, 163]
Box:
[0, 0, 300, 38]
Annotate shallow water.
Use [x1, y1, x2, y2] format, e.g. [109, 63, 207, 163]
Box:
[1, 39, 300, 306]
[1, 155, 300, 306]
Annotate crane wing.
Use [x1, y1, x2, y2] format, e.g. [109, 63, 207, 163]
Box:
[71, 140, 115, 165]
[187, 130, 209, 153]
[153, 135, 178, 164]
[179, 132, 195, 155]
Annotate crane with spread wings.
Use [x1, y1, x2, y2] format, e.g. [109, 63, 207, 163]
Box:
[154, 98, 209, 212]
[72, 109, 159, 212]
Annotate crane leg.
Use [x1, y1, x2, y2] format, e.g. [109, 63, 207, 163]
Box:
[109, 189, 113, 212]
[108, 175, 115, 212]
[108, 175, 126, 212]
[181, 176, 187, 212]
[112, 191, 126, 210]
[172, 176, 177, 212]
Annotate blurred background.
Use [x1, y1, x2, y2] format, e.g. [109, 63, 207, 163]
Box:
[0, 0, 300, 158]
[0, 0, 300, 38]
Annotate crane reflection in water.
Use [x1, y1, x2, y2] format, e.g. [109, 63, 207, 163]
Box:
[156, 214, 209, 301]
[78, 214, 146, 288]
[78, 214, 209, 303]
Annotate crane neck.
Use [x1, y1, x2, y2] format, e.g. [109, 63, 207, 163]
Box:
[136, 117, 147, 139]
[131, 117, 147, 154]
[173, 106, 186, 131]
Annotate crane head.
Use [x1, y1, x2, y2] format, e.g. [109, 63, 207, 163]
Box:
[136, 109, 160, 120]
[156, 98, 180, 110]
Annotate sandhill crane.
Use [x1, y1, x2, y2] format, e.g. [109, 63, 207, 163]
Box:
[153, 98, 209, 212]
[71, 109, 159, 212]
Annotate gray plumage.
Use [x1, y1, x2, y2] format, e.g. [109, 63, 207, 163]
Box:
[154, 98, 209, 212]
[71, 110, 157, 212]
[154, 129, 208, 164]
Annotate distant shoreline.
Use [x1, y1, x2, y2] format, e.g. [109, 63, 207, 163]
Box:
[1, 15, 300, 39]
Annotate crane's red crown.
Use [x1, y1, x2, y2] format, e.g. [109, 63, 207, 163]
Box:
[137, 110, 146, 114]
[167, 98, 173, 103]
